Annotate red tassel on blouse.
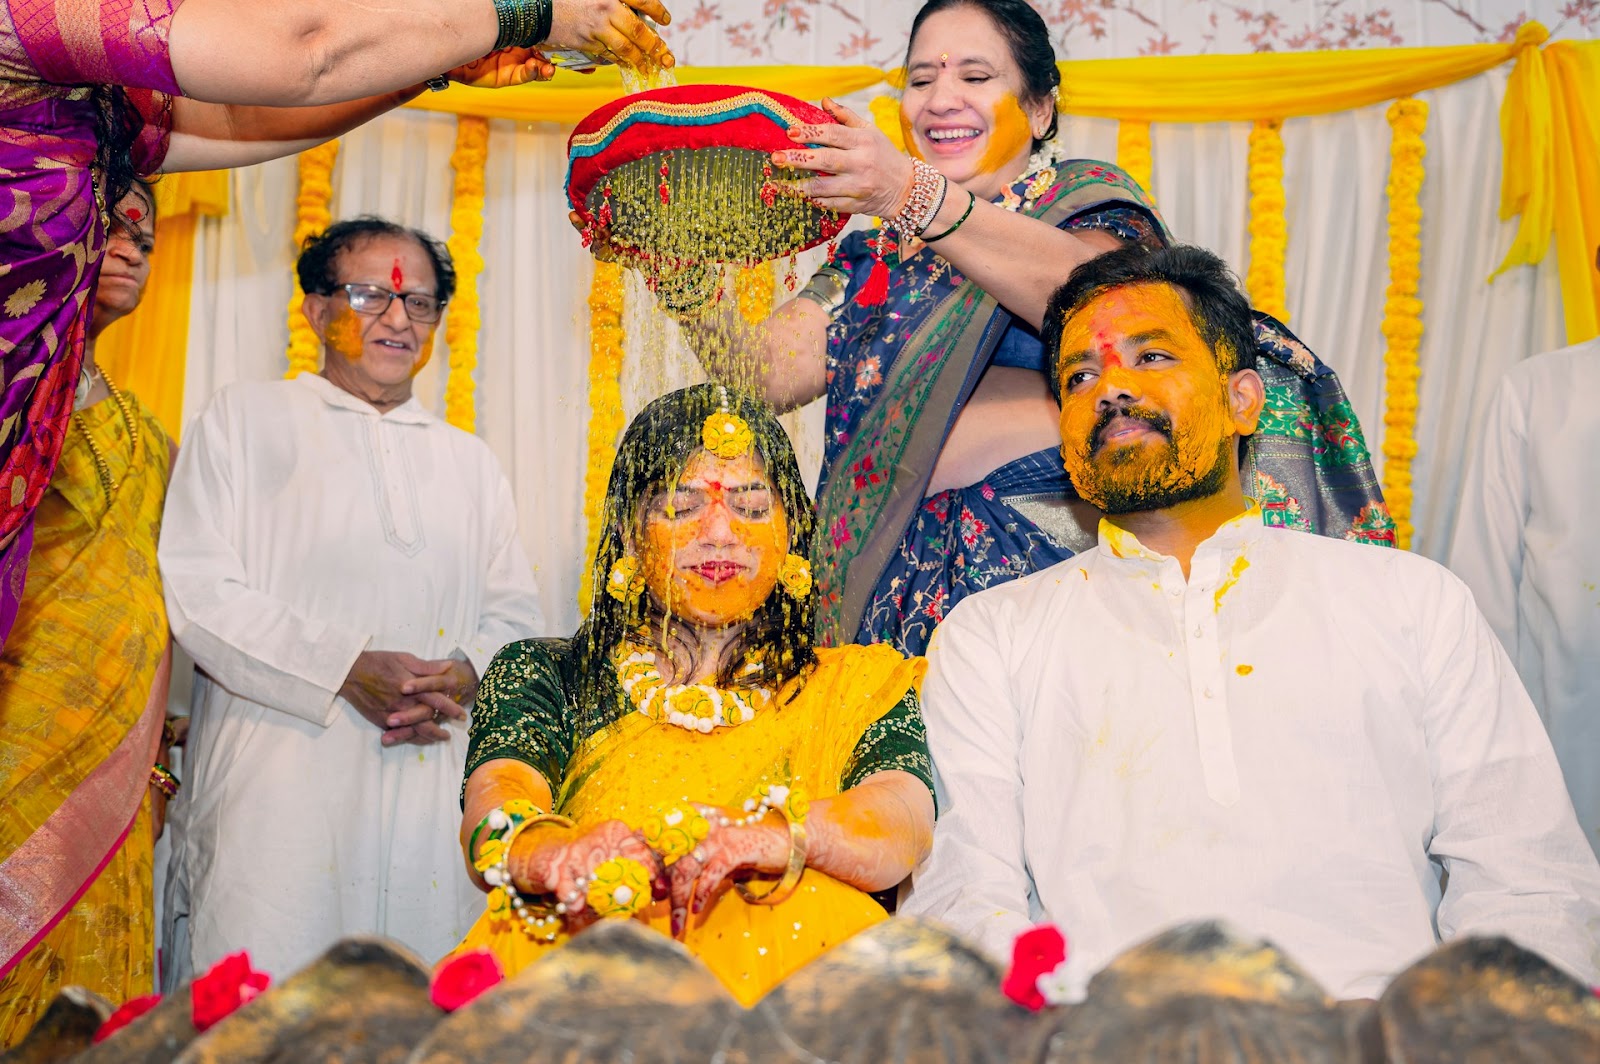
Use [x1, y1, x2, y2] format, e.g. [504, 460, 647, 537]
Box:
[855, 256, 890, 307]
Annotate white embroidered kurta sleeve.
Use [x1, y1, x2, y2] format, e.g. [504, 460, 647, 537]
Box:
[159, 386, 368, 726]
[904, 597, 1035, 961]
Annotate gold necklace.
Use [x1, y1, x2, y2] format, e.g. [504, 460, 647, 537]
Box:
[73, 369, 139, 501]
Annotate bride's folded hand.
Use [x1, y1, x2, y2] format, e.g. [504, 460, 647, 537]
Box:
[664, 805, 789, 937]
[515, 818, 668, 931]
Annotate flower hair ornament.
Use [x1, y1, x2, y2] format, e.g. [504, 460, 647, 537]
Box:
[606, 555, 645, 604]
[702, 388, 754, 459]
[778, 553, 812, 599]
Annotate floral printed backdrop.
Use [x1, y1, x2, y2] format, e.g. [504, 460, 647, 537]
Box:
[658, 0, 1596, 65]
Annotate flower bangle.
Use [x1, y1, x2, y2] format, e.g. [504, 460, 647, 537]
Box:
[480, 809, 578, 943]
[735, 809, 808, 907]
[149, 763, 180, 799]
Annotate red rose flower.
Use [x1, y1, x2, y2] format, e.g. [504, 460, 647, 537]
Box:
[1001, 924, 1067, 1011]
[191, 951, 270, 1032]
[91, 993, 162, 1043]
[430, 948, 505, 1011]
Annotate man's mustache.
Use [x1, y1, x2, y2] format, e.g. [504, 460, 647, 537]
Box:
[1090, 404, 1173, 456]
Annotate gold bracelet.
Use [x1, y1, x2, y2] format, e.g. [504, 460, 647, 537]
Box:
[735, 812, 808, 906]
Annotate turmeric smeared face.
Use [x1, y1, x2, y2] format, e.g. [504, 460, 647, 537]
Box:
[315, 234, 439, 387]
[637, 449, 789, 628]
[1055, 283, 1238, 514]
[900, 6, 1054, 199]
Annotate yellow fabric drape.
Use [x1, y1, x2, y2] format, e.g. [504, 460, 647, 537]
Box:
[1497, 39, 1600, 342]
[94, 171, 228, 441]
[1052, 23, 1548, 121]
[409, 65, 885, 125]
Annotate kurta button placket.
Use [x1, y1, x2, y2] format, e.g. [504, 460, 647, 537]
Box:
[1181, 548, 1240, 807]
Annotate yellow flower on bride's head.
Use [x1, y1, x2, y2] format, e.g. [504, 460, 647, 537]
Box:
[778, 553, 813, 599]
[586, 857, 652, 918]
[701, 411, 754, 459]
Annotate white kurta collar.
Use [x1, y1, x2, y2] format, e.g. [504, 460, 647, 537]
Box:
[1095, 499, 1264, 574]
[297, 372, 434, 425]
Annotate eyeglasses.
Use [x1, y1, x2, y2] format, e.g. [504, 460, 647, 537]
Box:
[333, 283, 446, 324]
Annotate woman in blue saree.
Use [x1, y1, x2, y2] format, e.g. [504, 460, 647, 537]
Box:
[678, 0, 1394, 655]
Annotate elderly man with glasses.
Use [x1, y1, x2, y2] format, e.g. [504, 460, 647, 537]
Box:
[157, 216, 543, 982]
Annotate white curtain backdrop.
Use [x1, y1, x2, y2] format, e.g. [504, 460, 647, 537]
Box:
[182, 68, 1564, 636]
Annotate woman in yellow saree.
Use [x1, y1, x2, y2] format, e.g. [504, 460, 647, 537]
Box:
[452, 385, 934, 1005]
[0, 182, 176, 1044]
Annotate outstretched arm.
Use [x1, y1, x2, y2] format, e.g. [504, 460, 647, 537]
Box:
[166, 0, 672, 108]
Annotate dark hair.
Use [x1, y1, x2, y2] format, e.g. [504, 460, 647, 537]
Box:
[296, 216, 457, 303]
[906, 0, 1061, 147]
[1042, 244, 1259, 402]
[90, 86, 151, 226]
[574, 384, 817, 713]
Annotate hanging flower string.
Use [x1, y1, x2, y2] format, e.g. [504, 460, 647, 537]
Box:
[579, 260, 627, 613]
[444, 116, 490, 433]
[736, 261, 775, 325]
[1115, 120, 1154, 203]
[1245, 118, 1289, 323]
[284, 139, 339, 379]
[1380, 98, 1428, 551]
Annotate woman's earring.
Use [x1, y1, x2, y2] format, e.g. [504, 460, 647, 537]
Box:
[606, 556, 645, 605]
[777, 554, 813, 600]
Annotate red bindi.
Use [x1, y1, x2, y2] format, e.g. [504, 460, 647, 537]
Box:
[391, 259, 404, 290]
[124, 207, 143, 222]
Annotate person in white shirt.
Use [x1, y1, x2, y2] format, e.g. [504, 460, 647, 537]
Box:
[1448, 337, 1599, 861]
[158, 217, 543, 982]
[902, 244, 1600, 1000]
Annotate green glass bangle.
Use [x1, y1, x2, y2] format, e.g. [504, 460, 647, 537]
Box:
[921, 190, 976, 243]
[492, 0, 552, 51]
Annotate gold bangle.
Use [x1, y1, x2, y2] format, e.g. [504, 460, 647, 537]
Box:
[735, 813, 807, 906]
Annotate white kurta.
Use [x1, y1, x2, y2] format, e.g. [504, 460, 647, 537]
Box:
[1448, 340, 1600, 861]
[158, 374, 542, 980]
[903, 506, 1600, 999]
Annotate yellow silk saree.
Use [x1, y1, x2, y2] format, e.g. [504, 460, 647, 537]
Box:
[0, 390, 171, 1044]
[453, 642, 928, 1006]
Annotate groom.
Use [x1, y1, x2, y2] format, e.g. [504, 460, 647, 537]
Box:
[903, 244, 1600, 999]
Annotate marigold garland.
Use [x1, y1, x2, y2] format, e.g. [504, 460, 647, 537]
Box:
[1245, 118, 1289, 323]
[1115, 120, 1154, 202]
[284, 140, 339, 378]
[578, 260, 626, 613]
[1380, 98, 1428, 551]
[445, 116, 490, 432]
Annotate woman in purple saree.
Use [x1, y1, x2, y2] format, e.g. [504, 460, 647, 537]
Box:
[0, 0, 674, 646]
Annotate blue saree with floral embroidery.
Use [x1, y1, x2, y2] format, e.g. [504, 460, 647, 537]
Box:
[811, 160, 1394, 655]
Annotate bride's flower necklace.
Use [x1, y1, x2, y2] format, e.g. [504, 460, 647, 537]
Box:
[614, 644, 773, 734]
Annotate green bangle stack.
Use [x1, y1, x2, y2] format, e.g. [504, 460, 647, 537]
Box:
[492, 0, 553, 51]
